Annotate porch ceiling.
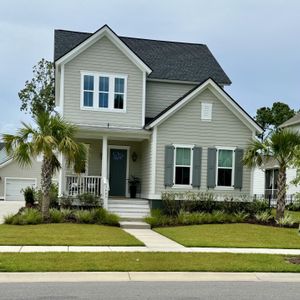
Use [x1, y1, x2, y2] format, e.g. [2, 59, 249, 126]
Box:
[75, 124, 151, 141]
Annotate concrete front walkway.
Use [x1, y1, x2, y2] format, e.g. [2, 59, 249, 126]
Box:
[123, 229, 185, 249]
[0, 272, 300, 282]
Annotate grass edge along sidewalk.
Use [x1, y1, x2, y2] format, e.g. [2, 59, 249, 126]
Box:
[1, 252, 300, 272]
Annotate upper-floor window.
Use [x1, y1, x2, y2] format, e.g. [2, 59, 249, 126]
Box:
[216, 148, 235, 187]
[81, 72, 127, 112]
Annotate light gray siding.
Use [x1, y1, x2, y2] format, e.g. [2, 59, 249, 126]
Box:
[63, 36, 144, 128]
[140, 139, 152, 197]
[146, 81, 195, 118]
[155, 87, 253, 196]
[0, 159, 42, 198]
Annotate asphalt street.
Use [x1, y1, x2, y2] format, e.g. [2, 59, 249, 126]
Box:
[1, 282, 300, 300]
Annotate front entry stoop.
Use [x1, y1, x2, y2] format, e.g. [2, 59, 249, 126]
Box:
[119, 221, 151, 229]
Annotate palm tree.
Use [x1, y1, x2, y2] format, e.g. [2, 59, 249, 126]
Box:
[243, 129, 300, 220]
[2, 112, 86, 220]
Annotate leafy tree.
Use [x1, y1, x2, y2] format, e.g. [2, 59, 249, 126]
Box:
[3, 112, 86, 220]
[19, 59, 55, 116]
[243, 129, 300, 219]
[255, 102, 296, 139]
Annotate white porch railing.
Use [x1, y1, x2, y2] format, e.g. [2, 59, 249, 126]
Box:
[66, 176, 101, 196]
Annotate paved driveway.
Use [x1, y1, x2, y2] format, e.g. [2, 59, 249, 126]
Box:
[0, 201, 24, 224]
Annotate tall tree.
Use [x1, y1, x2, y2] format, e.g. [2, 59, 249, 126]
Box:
[19, 59, 55, 116]
[3, 112, 86, 220]
[243, 129, 300, 220]
[255, 102, 296, 139]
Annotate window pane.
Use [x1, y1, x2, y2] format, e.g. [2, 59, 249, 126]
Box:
[176, 148, 191, 165]
[114, 94, 124, 109]
[217, 168, 232, 186]
[83, 91, 93, 107]
[99, 93, 108, 108]
[115, 78, 124, 93]
[99, 76, 109, 92]
[84, 75, 94, 91]
[218, 150, 233, 168]
[175, 167, 190, 185]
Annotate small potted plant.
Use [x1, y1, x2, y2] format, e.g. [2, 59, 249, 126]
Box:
[128, 176, 140, 198]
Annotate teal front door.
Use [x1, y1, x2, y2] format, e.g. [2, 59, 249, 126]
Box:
[109, 148, 127, 197]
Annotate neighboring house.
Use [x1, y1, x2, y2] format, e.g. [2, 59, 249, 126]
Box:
[0, 144, 41, 201]
[54, 24, 263, 213]
[252, 113, 300, 200]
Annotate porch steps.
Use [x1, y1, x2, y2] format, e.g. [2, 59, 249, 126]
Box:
[108, 199, 150, 220]
[119, 221, 151, 229]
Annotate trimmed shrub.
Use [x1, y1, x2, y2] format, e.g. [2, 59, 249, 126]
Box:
[255, 211, 273, 223]
[160, 191, 269, 216]
[78, 193, 101, 207]
[35, 183, 59, 209]
[3, 213, 15, 224]
[74, 210, 94, 224]
[22, 186, 35, 206]
[60, 196, 74, 209]
[49, 209, 64, 223]
[288, 193, 300, 211]
[91, 208, 119, 226]
[276, 214, 295, 227]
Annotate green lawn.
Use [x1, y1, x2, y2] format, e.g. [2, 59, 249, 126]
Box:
[155, 223, 300, 248]
[0, 224, 143, 246]
[0, 252, 300, 272]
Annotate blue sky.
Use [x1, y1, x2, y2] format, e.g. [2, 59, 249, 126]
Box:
[0, 0, 299, 134]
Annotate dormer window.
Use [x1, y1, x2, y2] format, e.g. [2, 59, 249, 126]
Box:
[81, 72, 127, 112]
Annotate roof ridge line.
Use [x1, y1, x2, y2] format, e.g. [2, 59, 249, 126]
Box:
[120, 36, 207, 46]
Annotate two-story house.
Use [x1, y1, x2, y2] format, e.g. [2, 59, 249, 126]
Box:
[54, 25, 262, 216]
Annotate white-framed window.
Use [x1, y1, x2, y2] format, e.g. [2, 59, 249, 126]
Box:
[173, 145, 193, 186]
[216, 147, 235, 187]
[81, 71, 127, 112]
[201, 102, 212, 121]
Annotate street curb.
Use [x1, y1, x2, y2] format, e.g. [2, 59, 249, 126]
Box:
[0, 272, 300, 283]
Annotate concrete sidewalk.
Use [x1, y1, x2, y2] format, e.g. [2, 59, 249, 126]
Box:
[0, 272, 300, 282]
[1, 245, 300, 254]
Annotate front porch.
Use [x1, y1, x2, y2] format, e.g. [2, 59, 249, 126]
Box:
[59, 129, 152, 209]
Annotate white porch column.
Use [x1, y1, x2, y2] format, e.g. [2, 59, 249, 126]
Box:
[101, 135, 109, 208]
[58, 153, 64, 197]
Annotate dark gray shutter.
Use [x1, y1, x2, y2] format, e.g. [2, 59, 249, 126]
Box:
[164, 145, 174, 187]
[234, 148, 244, 189]
[192, 147, 202, 188]
[207, 147, 217, 188]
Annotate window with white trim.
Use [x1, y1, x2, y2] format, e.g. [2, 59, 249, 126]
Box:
[216, 148, 234, 187]
[174, 146, 193, 185]
[81, 72, 127, 111]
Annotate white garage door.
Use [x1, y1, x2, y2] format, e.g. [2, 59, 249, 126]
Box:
[5, 178, 37, 201]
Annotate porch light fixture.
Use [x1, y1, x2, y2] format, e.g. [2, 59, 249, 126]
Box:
[131, 151, 138, 162]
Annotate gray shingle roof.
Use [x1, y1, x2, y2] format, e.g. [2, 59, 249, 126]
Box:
[54, 29, 231, 85]
[280, 113, 300, 128]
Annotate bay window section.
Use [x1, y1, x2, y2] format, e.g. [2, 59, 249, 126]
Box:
[217, 149, 234, 187]
[175, 147, 192, 185]
[83, 75, 94, 107]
